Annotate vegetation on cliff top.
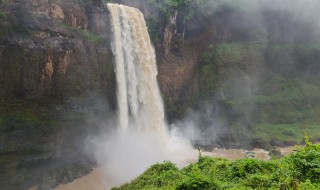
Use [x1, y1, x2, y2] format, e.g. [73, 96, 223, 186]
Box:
[113, 140, 320, 190]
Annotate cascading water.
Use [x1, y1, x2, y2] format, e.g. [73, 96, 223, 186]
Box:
[107, 3, 168, 139]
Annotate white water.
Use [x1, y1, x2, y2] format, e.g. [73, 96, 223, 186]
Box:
[107, 3, 168, 138]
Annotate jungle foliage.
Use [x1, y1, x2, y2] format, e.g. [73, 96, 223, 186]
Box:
[113, 140, 320, 190]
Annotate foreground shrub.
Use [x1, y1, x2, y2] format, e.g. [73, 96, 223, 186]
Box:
[113, 140, 320, 190]
[284, 138, 320, 183]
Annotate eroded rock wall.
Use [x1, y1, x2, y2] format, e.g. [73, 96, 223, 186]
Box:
[0, 0, 114, 105]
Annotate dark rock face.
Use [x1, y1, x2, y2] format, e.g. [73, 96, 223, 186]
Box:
[0, 1, 114, 189]
[0, 0, 114, 105]
[0, 0, 116, 152]
[1, 155, 93, 190]
[0, 116, 105, 189]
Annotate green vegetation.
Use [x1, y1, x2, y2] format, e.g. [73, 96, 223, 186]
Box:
[215, 43, 254, 68]
[0, 104, 52, 131]
[199, 43, 266, 99]
[251, 123, 320, 145]
[227, 78, 320, 122]
[198, 50, 218, 98]
[144, 0, 246, 44]
[197, 42, 320, 144]
[162, 0, 194, 21]
[0, 103, 85, 132]
[0, 11, 5, 19]
[0, 24, 31, 37]
[113, 140, 320, 190]
[146, 17, 160, 44]
[147, 0, 193, 14]
[83, 31, 100, 42]
[145, 0, 197, 43]
[59, 21, 100, 42]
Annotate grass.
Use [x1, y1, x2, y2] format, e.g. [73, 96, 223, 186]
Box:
[215, 43, 250, 67]
[112, 140, 320, 190]
[251, 123, 320, 144]
[225, 78, 320, 142]
[227, 80, 320, 144]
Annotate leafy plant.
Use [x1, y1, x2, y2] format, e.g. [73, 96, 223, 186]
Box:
[284, 137, 320, 183]
[113, 140, 320, 190]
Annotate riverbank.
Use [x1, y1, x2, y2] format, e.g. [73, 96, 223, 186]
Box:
[52, 145, 297, 190]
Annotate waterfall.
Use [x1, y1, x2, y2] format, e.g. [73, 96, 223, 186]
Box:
[86, 4, 195, 187]
[107, 4, 168, 138]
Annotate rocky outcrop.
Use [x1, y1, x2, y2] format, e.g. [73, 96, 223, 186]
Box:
[0, 1, 114, 188]
[0, 0, 116, 153]
[0, 0, 114, 105]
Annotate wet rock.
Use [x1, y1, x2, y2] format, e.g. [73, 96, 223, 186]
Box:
[269, 148, 282, 158]
[283, 141, 296, 146]
[270, 138, 284, 147]
[244, 151, 256, 158]
[250, 138, 273, 150]
[0, 154, 93, 190]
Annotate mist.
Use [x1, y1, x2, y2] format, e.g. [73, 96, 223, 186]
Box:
[89, 128, 167, 186]
[84, 119, 196, 187]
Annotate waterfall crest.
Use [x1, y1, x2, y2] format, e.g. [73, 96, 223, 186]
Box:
[107, 4, 168, 137]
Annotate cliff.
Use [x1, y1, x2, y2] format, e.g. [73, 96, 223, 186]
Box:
[0, 1, 115, 189]
[1, 0, 320, 188]
[0, 0, 116, 150]
[0, 0, 114, 104]
[1, 0, 320, 150]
